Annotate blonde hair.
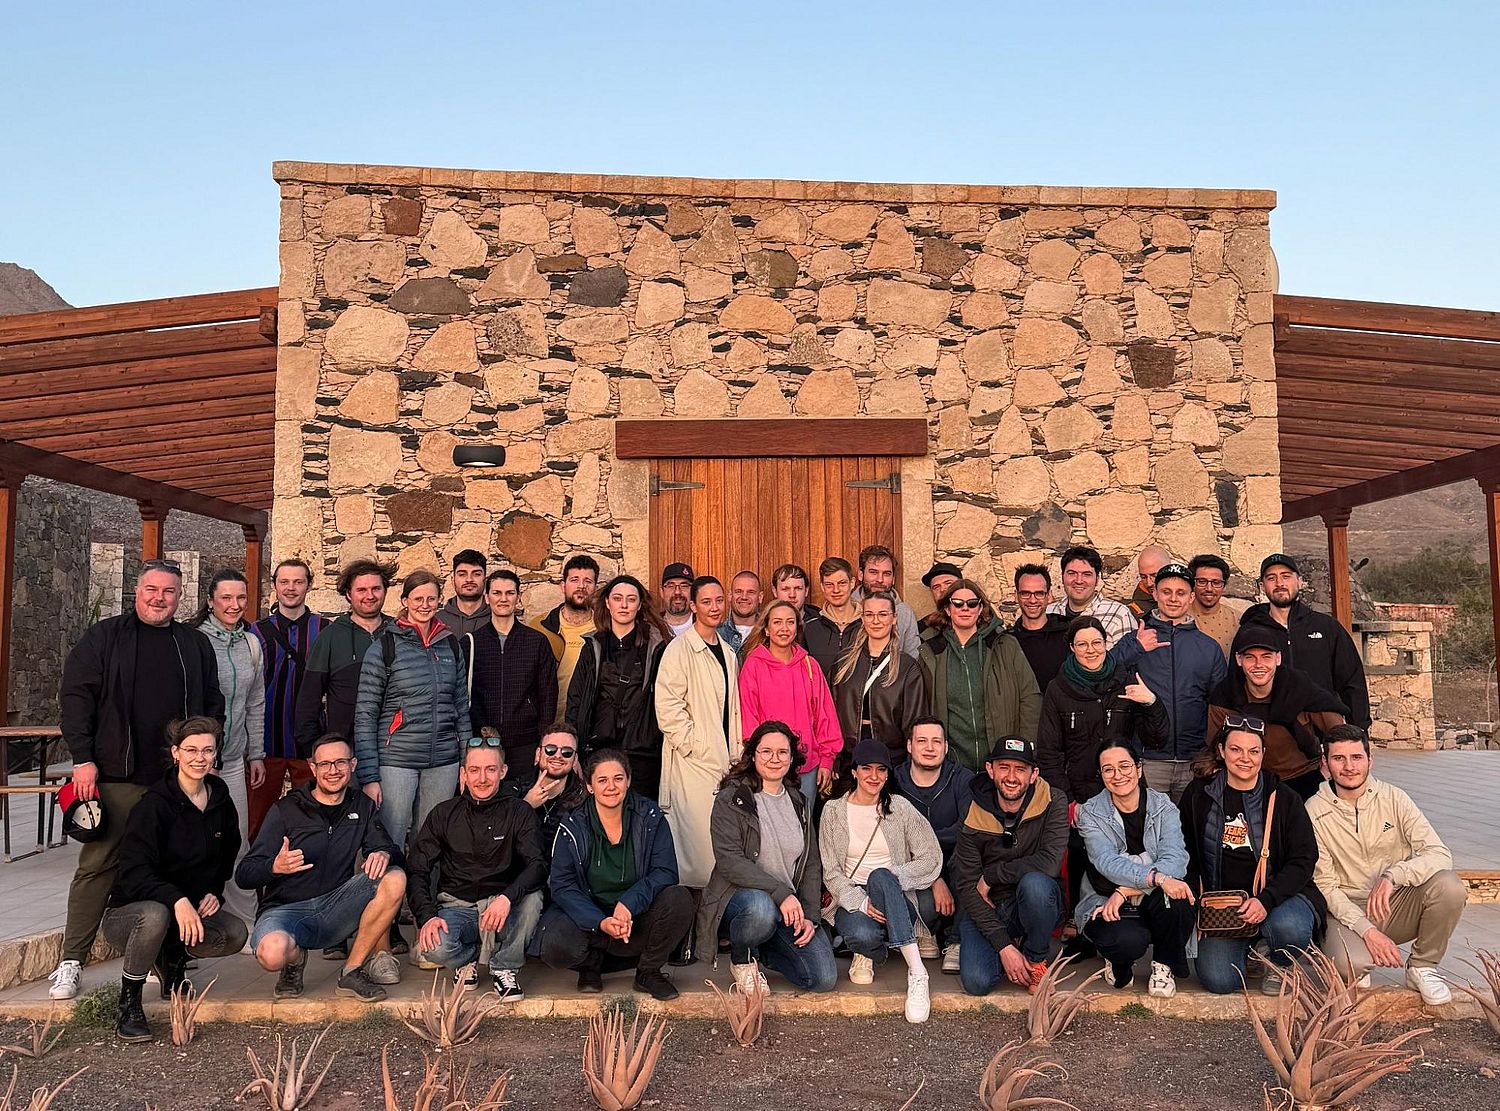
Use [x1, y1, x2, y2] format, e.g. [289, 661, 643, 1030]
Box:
[834, 590, 902, 687]
[741, 599, 802, 658]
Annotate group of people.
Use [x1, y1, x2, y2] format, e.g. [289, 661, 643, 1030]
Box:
[47, 540, 1466, 1042]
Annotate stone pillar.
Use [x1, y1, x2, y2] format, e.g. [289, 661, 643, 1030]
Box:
[1322, 508, 1353, 634]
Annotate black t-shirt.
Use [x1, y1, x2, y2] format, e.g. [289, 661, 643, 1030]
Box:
[1218, 787, 1259, 891]
[316, 798, 347, 830]
[124, 622, 186, 786]
[1120, 798, 1147, 856]
[705, 638, 729, 740]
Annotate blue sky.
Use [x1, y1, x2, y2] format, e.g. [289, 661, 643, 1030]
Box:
[3, 1, 1497, 310]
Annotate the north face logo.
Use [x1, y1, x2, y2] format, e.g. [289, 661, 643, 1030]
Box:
[1307, 632, 1324, 639]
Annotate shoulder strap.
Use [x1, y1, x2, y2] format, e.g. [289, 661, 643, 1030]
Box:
[464, 632, 476, 696]
[848, 810, 885, 881]
[1252, 789, 1278, 896]
[258, 614, 307, 671]
[861, 652, 893, 699]
[382, 629, 396, 671]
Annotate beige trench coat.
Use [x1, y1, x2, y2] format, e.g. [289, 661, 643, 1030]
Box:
[653, 626, 743, 887]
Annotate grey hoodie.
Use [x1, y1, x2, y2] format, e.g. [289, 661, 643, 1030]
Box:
[198, 616, 266, 763]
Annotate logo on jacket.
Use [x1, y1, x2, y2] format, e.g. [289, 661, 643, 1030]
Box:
[348, 812, 360, 820]
[1383, 822, 1394, 832]
[1307, 632, 1324, 639]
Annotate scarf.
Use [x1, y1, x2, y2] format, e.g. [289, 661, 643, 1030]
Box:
[1061, 651, 1116, 693]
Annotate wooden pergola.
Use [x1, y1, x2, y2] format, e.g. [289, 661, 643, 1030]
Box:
[0, 288, 277, 721]
[1275, 293, 1500, 656]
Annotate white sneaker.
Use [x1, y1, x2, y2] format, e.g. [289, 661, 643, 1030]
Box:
[1354, 972, 1373, 989]
[48, 960, 80, 1000]
[913, 917, 939, 960]
[730, 962, 769, 995]
[364, 950, 402, 986]
[453, 963, 478, 989]
[848, 954, 875, 985]
[904, 970, 931, 1024]
[941, 943, 961, 975]
[1147, 961, 1176, 999]
[1406, 965, 1452, 1005]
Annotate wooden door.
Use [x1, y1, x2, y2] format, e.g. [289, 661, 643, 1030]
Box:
[648, 456, 901, 602]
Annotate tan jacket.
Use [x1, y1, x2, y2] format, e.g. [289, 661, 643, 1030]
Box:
[1190, 597, 1247, 658]
[1305, 776, 1453, 937]
[653, 625, 743, 887]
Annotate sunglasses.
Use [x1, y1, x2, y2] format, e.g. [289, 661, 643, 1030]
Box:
[1224, 714, 1267, 736]
[466, 736, 502, 749]
[141, 558, 183, 573]
[948, 598, 982, 610]
[542, 744, 577, 759]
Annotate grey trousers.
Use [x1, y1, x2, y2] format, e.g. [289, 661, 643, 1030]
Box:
[100, 900, 248, 979]
[63, 782, 147, 963]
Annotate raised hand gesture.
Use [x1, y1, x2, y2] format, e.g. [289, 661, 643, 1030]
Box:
[1122, 672, 1157, 705]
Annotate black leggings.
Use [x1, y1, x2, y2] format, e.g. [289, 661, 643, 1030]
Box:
[1081, 888, 1195, 976]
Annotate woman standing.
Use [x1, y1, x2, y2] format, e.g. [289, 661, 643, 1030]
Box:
[1076, 740, 1197, 998]
[565, 574, 670, 797]
[103, 717, 248, 1042]
[819, 738, 943, 1023]
[833, 590, 928, 777]
[697, 721, 837, 995]
[739, 601, 842, 801]
[654, 577, 742, 896]
[353, 569, 469, 854]
[190, 568, 265, 925]
[1180, 719, 1326, 994]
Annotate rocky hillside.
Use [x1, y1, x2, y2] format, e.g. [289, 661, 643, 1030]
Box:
[1283, 481, 1487, 571]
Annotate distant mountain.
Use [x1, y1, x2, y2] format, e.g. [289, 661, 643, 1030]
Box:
[0, 263, 68, 315]
[1283, 481, 1488, 570]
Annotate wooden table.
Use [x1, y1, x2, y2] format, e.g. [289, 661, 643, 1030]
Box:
[0, 726, 65, 862]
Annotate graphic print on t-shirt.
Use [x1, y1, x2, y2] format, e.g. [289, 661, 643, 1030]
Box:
[1221, 810, 1250, 851]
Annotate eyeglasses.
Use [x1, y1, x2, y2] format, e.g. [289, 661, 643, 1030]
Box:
[1016, 590, 1049, 600]
[466, 736, 502, 749]
[1100, 762, 1138, 778]
[542, 745, 577, 759]
[141, 559, 182, 573]
[948, 598, 982, 611]
[311, 757, 354, 772]
[1224, 714, 1267, 736]
[1193, 577, 1226, 588]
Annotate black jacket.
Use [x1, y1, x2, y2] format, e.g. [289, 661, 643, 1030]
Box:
[466, 621, 558, 757]
[237, 781, 401, 912]
[954, 773, 1069, 953]
[1179, 769, 1327, 927]
[565, 627, 667, 761]
[1010, 615, 1071, 693]
[295, 614, 392, 756]
[405, 789, 546, 926]
[501, 774, 586, 863]
[893, 758, 974, 864]
[801, 605, 852, 684]
[1240, 601, 1370, 726]
[109, 772, 240, 910]
[1037, 670, 1170, 803]
[60, 614, 224, 779]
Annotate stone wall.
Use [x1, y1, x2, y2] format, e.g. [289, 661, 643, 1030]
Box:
[1360, 620, 1438, 749]
[7, 479, 91, 724]
[273, 163, 1282, 614]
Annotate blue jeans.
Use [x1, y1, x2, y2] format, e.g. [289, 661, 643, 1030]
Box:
[958, 871, 1064, 996]
[719, 889, 837, 992]
[1195, 893, 1318, 995]
[798, 769, 818, 807]
[833, 868, 936, 965]
[419, 891, 543, 972]
[251, 872, 388, 952]
[378, 763, 460, 852]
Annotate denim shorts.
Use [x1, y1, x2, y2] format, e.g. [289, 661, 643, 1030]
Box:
[250, 872, 382, 952]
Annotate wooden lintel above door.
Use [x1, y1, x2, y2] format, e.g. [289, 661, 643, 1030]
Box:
[615, 417, 927, 459]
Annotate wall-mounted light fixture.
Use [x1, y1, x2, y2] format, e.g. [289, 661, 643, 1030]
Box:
[452, 445, 507, 469]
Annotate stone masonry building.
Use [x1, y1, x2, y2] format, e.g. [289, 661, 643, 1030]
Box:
[272, 163, 1282, 619]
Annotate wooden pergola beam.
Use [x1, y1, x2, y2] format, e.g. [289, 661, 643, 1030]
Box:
[75, 436, 274, 469]
[1276, 376, 1500, 419]
[0, 345, 275, 402]
[24, 412, 273, 454]
[0, 393, 273, 440]
[1277, 353, 1500, 394]
[1281, 442, 1500, 522]
[1277, 416, 1499, 452]
[0, 371, 277, 423]
[1276, 327, 1500, 372]
[1275, 294, 1500, 341]
[0, 288, 277, 345]
[0, 320, 274, 375]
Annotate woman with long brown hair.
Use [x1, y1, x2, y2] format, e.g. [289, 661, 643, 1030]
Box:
[565, 574, 670, 798]
[739, 600, 842, 801]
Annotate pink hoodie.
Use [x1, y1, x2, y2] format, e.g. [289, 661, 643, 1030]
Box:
[737, 643, 843, 773]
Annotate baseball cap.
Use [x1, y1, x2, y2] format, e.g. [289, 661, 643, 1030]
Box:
[1259, 553, 1299, 578]
[1233, 622, 1287, 655]
[850, 737, 893, 771]
[56, 781, 107, 844]
[921, 561, 963, 587]
[660, 562, 695, 584]
[1154, 562, 1192, 587]
[986, 735, 1038, 767]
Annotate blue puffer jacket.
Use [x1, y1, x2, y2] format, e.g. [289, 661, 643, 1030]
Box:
[1110, 613, 1227, 762]
[1073, 786, 1188, 928]
[353, 619, 470, 781]
[549, 792, 679, 929]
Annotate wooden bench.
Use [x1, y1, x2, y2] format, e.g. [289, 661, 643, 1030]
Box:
[0, 726, 66, 863]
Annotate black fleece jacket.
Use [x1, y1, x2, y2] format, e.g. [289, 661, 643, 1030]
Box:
[405, 789, 547, 926]
[1240, 601, 1370, 726]
[109, 772, 240, 910]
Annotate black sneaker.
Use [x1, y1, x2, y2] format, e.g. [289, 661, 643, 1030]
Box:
[274, 952, 306, 999]
[667, 938, 694, 967]
[1107, 961, 1134, 989]
[337, 965, 388, 1002]
[578, 966, 604, 993]
[321, 940, 349, 962]
[491, 968, 524, 1002]
[633, 969, 679, 1001]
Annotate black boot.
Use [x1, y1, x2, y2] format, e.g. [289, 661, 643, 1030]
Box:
[116, 977, 152, 1043]
[152, 937, 191, 999]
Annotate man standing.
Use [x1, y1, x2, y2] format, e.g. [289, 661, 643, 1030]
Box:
[467, 570, 558, 784]
[771, 563, 841, 681]
[1111, 563, 1228, 801]
[250, 559, 329, 838]
[660, 562, 695, 638]
[529, 554, 600, 710]
[718, 570, 763, 653]
[894, 717, 974, 974]
[295, 560, 395, 758]
[238, 735, 406, 1002]
[1127, 545, 1173, 621]
[1242, 554, 1371, 727]
[953, 736, 1068, 995]
[409, 740, 546, 1000]
[50, 561, 225, 1000]
[854, 545, 921, 657]
[921, 562, 962, 610]
[1187, 553, 1244, 658]
[1010, 564, 1070, 693]
[438, 550, 490, 638]
[1046, 545, 1135, 649]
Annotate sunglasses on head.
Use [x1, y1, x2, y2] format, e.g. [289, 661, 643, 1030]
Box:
[466, 736, 502, 749]
[542, 744, 577, 759]
[141, 558, 182, 573]
[1224, 714, 1267, 736]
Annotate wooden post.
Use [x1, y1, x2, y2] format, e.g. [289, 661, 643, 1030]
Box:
[139, 501, 167, 562]
[243, 525, 264, 618]
[1322, 508, 1354, 633]
[1481, 476, 1500, 674]
[0, 471, 22, 726]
